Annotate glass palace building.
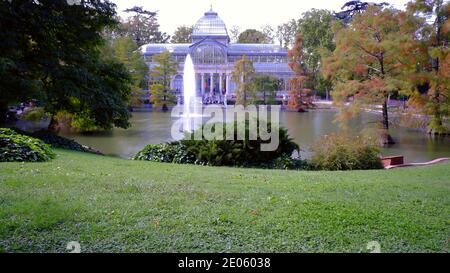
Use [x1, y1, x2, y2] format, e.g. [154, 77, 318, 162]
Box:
[141, 8, 293, 103]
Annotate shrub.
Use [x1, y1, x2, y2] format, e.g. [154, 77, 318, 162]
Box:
[53, 111, 104, 133]
[14, 128, 91, 152]
[134, 121, 300, 168]
[0, 128, 55, 162]
[21, 107, 48, 121]
[132, 142, 196, 164]
[71, 113, 104, 133]
[268, 155, 313, 170]
[311, 133, 383, 170]
[181, 121, 299, 167]
[52, 111, 72, 129]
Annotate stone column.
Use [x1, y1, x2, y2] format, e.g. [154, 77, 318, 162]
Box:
[170, 76, 175, 90]
[201, 73, 205, 96]
[226, 73, 230, 94]
[210, 73, 214, 94]
[218, 73, 223, 103]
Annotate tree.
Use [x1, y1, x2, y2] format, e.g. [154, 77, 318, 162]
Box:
[123, 6, 169, 46]
[261, 25, 275, 44]
[253, 74, 280, 104]
[229, 25, 241, 43]
[287, 34, 312, 112]
[124, 6, 156, 17]
[335, 1, 389, 23]
[322, 6, 419, 143]
[0, 0, 132, 130]
[149, 51, 178, 111]
[406, 0, 450, 134]
[237, 29, 270, 44]
[171, 25, 193, 43]
[109, 37, 149, 108]
[276, 19, 297, 48]
[298, 9, 335, 97]
[232, 56, 256, 106]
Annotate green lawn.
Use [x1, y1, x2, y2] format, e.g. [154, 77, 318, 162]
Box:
[0, 149, 449, 253]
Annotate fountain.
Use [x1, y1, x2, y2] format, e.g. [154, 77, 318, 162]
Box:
[182, 54, 202, 132]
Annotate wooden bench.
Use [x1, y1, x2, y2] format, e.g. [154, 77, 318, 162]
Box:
[381, 156, 404, 167]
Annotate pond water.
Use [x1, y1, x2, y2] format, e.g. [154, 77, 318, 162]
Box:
[57, 109, 450, 163]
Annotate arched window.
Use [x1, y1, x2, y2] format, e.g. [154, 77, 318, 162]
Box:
[174, 75, 183, 92]
[192, 44, 225, 65]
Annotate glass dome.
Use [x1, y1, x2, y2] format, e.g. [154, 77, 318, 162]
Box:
[192, 8, 228, 37]
[192, 44, 226, 65]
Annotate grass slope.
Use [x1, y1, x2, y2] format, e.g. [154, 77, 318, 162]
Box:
[0, 149, 449, 253]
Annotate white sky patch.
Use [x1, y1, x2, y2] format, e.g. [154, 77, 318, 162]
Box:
[111, 0, 411, 36]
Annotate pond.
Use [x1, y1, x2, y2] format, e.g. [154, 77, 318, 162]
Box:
[57, 109, 450, 163]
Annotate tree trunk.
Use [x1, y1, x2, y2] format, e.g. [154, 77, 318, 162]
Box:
[47, 114, 59, 132]
[382, 99, 389, 131]
[427, 2, 444, 134]
[381, 98, 395, 145]
[0, 100, 8, 124]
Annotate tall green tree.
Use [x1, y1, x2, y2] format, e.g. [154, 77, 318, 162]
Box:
[0, 0, 132, 129]
[276, 19, 297, 48]
[298, 9, 335, 96]
[406, 0, 450, 134]
[149, 51, 178, 111]
[123, 7, 169, 46]
[237, 29, 270, 44]
[253, 74, 280, 104]
[171, 25, 193, 43]
[322, 6, 419, 143]
[109, 37, 149, 108]
[232, 56, 256, 106]
[101, 16, 128, 46]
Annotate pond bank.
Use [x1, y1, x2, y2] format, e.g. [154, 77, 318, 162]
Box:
[5, 109, 450, 162]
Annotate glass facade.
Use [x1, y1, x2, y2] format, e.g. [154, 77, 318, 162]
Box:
[192, 44, 226, 65]
[140, 8, 293, 95]
[227, 55, 287, 63]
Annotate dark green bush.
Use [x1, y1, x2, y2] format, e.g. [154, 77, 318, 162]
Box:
[0, 128, 55, 162]
[181, 121, 299, 167]
[53, 111, 104, 133]
[20, 107, 48, 121]
[133, 121, 300, 168]
[268, 155, 313, 170]
[132, 142, 196, 164]
[12, 128, 93, 153]
[311, 133, 383, 170]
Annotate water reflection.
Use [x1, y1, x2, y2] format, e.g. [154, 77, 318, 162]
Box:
[60, 109, 450, 162]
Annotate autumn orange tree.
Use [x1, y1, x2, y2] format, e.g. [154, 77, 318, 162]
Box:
[406, 0, 450, 134]
[322, 6, 420, 143]
[287, 34, 312, 112]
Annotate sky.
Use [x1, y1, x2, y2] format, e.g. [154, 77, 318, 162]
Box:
[112, 0, 411, 36]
